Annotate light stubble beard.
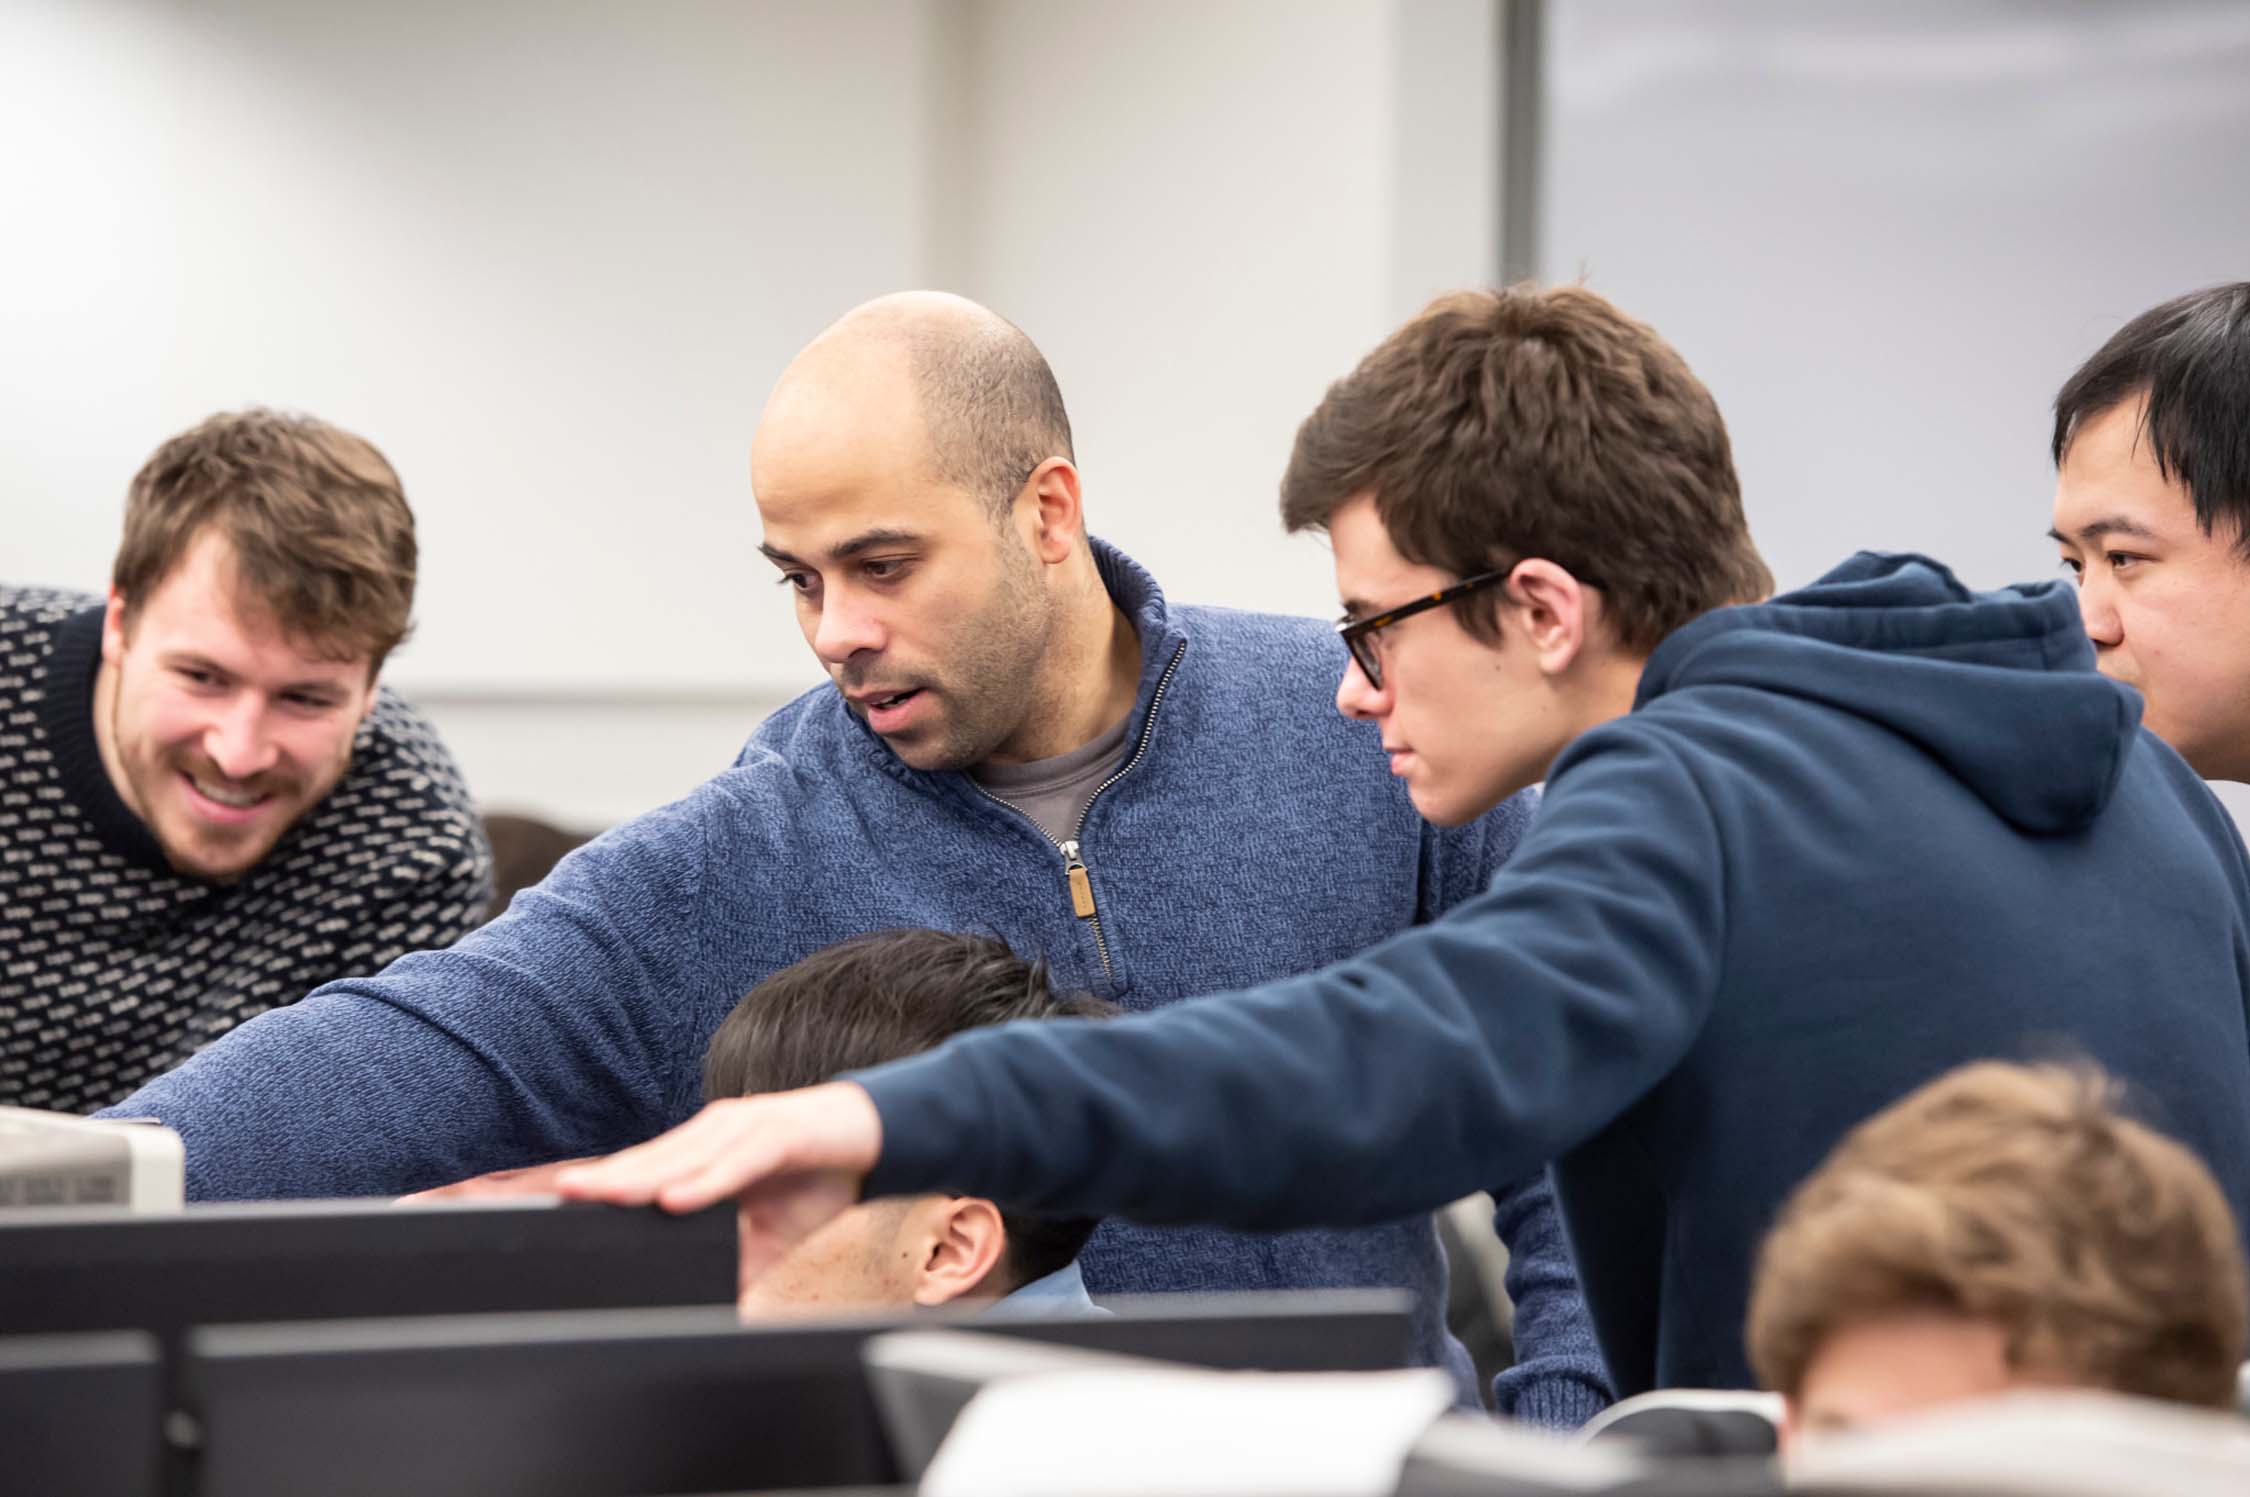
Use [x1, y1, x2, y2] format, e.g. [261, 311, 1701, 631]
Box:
[909, 536, 1060, 773]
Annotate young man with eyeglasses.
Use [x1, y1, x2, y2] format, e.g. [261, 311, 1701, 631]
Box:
[562, 285, 2250, 1403]
[104, 292, 1609, 1425]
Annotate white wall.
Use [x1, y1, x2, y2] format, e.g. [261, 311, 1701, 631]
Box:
[1544, 0, 2250, 595]
[6, 0, 938, 692]
[939, 1, 1499, 623]
[1540, 0, 2250, 825]
[4, 0, 1500, 827]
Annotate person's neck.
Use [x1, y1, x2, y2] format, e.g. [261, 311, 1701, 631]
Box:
[1572, 647, 1650, 735]
[983, 556, 1142, 768]
[1523, 646, 1650, 788]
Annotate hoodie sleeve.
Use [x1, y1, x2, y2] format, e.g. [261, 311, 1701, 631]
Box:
[97, 789, 718, 1200]
[858, 720, 1726, 1229]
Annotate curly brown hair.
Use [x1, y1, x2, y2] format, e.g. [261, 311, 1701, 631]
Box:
[1280, 285, 1771, 652]
[1747, 1061, 2247, 1409]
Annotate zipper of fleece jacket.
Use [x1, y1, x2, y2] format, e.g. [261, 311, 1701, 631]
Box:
[973, 639, 1187, 993]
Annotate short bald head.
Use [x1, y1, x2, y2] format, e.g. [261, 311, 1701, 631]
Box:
[751, 294, 1097, 772]
[760, 291, 1074, 519]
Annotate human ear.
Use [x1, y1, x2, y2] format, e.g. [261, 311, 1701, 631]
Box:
[1502, 559, 1594, 677]
[102, 589, 132, 666]
[1018, 459, 1084, 565]
[908, 1197, 1009, 1307]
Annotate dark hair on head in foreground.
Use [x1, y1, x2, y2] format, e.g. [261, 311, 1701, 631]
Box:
[1280, 283, 1772, 653]
[2053, 282, 2250, 556]
[703, 928, 1115, 1291]
[1747, 1060, 2247, 1410]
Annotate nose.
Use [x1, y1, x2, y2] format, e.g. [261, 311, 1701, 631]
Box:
[1335, 656, 1387, 721]
[810, 591, 885, 667]
[203, 696, 282, 781]
[2075, 571, 2122, 650]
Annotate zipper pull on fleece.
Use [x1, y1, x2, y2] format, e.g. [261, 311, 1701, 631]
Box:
[1059, 840, 1097, 919]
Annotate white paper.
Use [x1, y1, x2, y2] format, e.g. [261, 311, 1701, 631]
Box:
[0, 1105, 184, 1212]
[920, 1365, 1456, 1497]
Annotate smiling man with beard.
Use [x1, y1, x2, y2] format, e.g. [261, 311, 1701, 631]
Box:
[102, 294, 1609, 1426]
[1, 410, 490, 1111]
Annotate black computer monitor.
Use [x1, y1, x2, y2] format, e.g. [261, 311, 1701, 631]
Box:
[0, 1330, 166, 1497]
[0, 1196, 737, 1350]
[0, 1196, 736, 1497]
[182, 1289, 1413, 1497]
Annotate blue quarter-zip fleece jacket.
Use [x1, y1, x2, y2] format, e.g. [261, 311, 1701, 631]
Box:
[103, 540, 1610, 1422]
[849, 552, 2250, 1396]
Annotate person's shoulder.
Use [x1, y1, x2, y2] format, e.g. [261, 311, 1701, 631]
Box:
[1544, 706, 1718, 799]
[1173, 601, 1339, 655]
[357, 687, 481, 816]
[730, 679, 888, 791]
[310, 689, 492, 889]
[2118, 727, 2250, 874]
[1, 584, 98, 633]
[1168, 603, 1347, 704]
[3, 586, 101, 716]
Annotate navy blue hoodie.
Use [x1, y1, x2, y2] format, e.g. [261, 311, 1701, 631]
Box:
[858, 552, 2250, 1394]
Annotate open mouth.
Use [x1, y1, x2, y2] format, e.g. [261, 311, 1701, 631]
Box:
[182, 771, 274, 816]
[861, 687, 928, 732]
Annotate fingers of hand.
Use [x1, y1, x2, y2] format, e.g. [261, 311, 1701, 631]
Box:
[559, 1099, 778, 1207]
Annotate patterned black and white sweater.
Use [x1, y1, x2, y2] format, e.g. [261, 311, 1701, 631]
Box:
[1, 585, 492, 1112]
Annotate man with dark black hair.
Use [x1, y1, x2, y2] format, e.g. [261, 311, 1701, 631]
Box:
[704, 928, 1114, 1314]
[2050, 282, 2250, 781]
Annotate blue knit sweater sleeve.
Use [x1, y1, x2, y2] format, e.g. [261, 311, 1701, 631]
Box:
[98, 782, 721, 1198]
[1488, 1173, 1615, 1427]
[1420, 787, 1610, 1427]
[855, 720, 1724, 1228]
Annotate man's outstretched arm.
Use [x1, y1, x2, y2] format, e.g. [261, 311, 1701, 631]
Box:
[99, 790, 718, 1199]
[563, 726, 1724, 1271]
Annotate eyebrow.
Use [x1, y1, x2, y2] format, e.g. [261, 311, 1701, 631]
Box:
[2048, 515, 2162, 547]
[758, 528, 927, 567]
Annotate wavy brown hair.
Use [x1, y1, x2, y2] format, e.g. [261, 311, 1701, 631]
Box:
[1748, 1061, 2247, 1409]
[1280, 285, 1771, 652]
[114, 409, 417, 670]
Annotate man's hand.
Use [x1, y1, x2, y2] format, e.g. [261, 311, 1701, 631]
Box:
[397, 1157, 597, 1202]
[556, 1082, 882, 1286]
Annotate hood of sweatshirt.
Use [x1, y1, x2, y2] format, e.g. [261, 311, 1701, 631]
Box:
[1634, 551, 2143, 835]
